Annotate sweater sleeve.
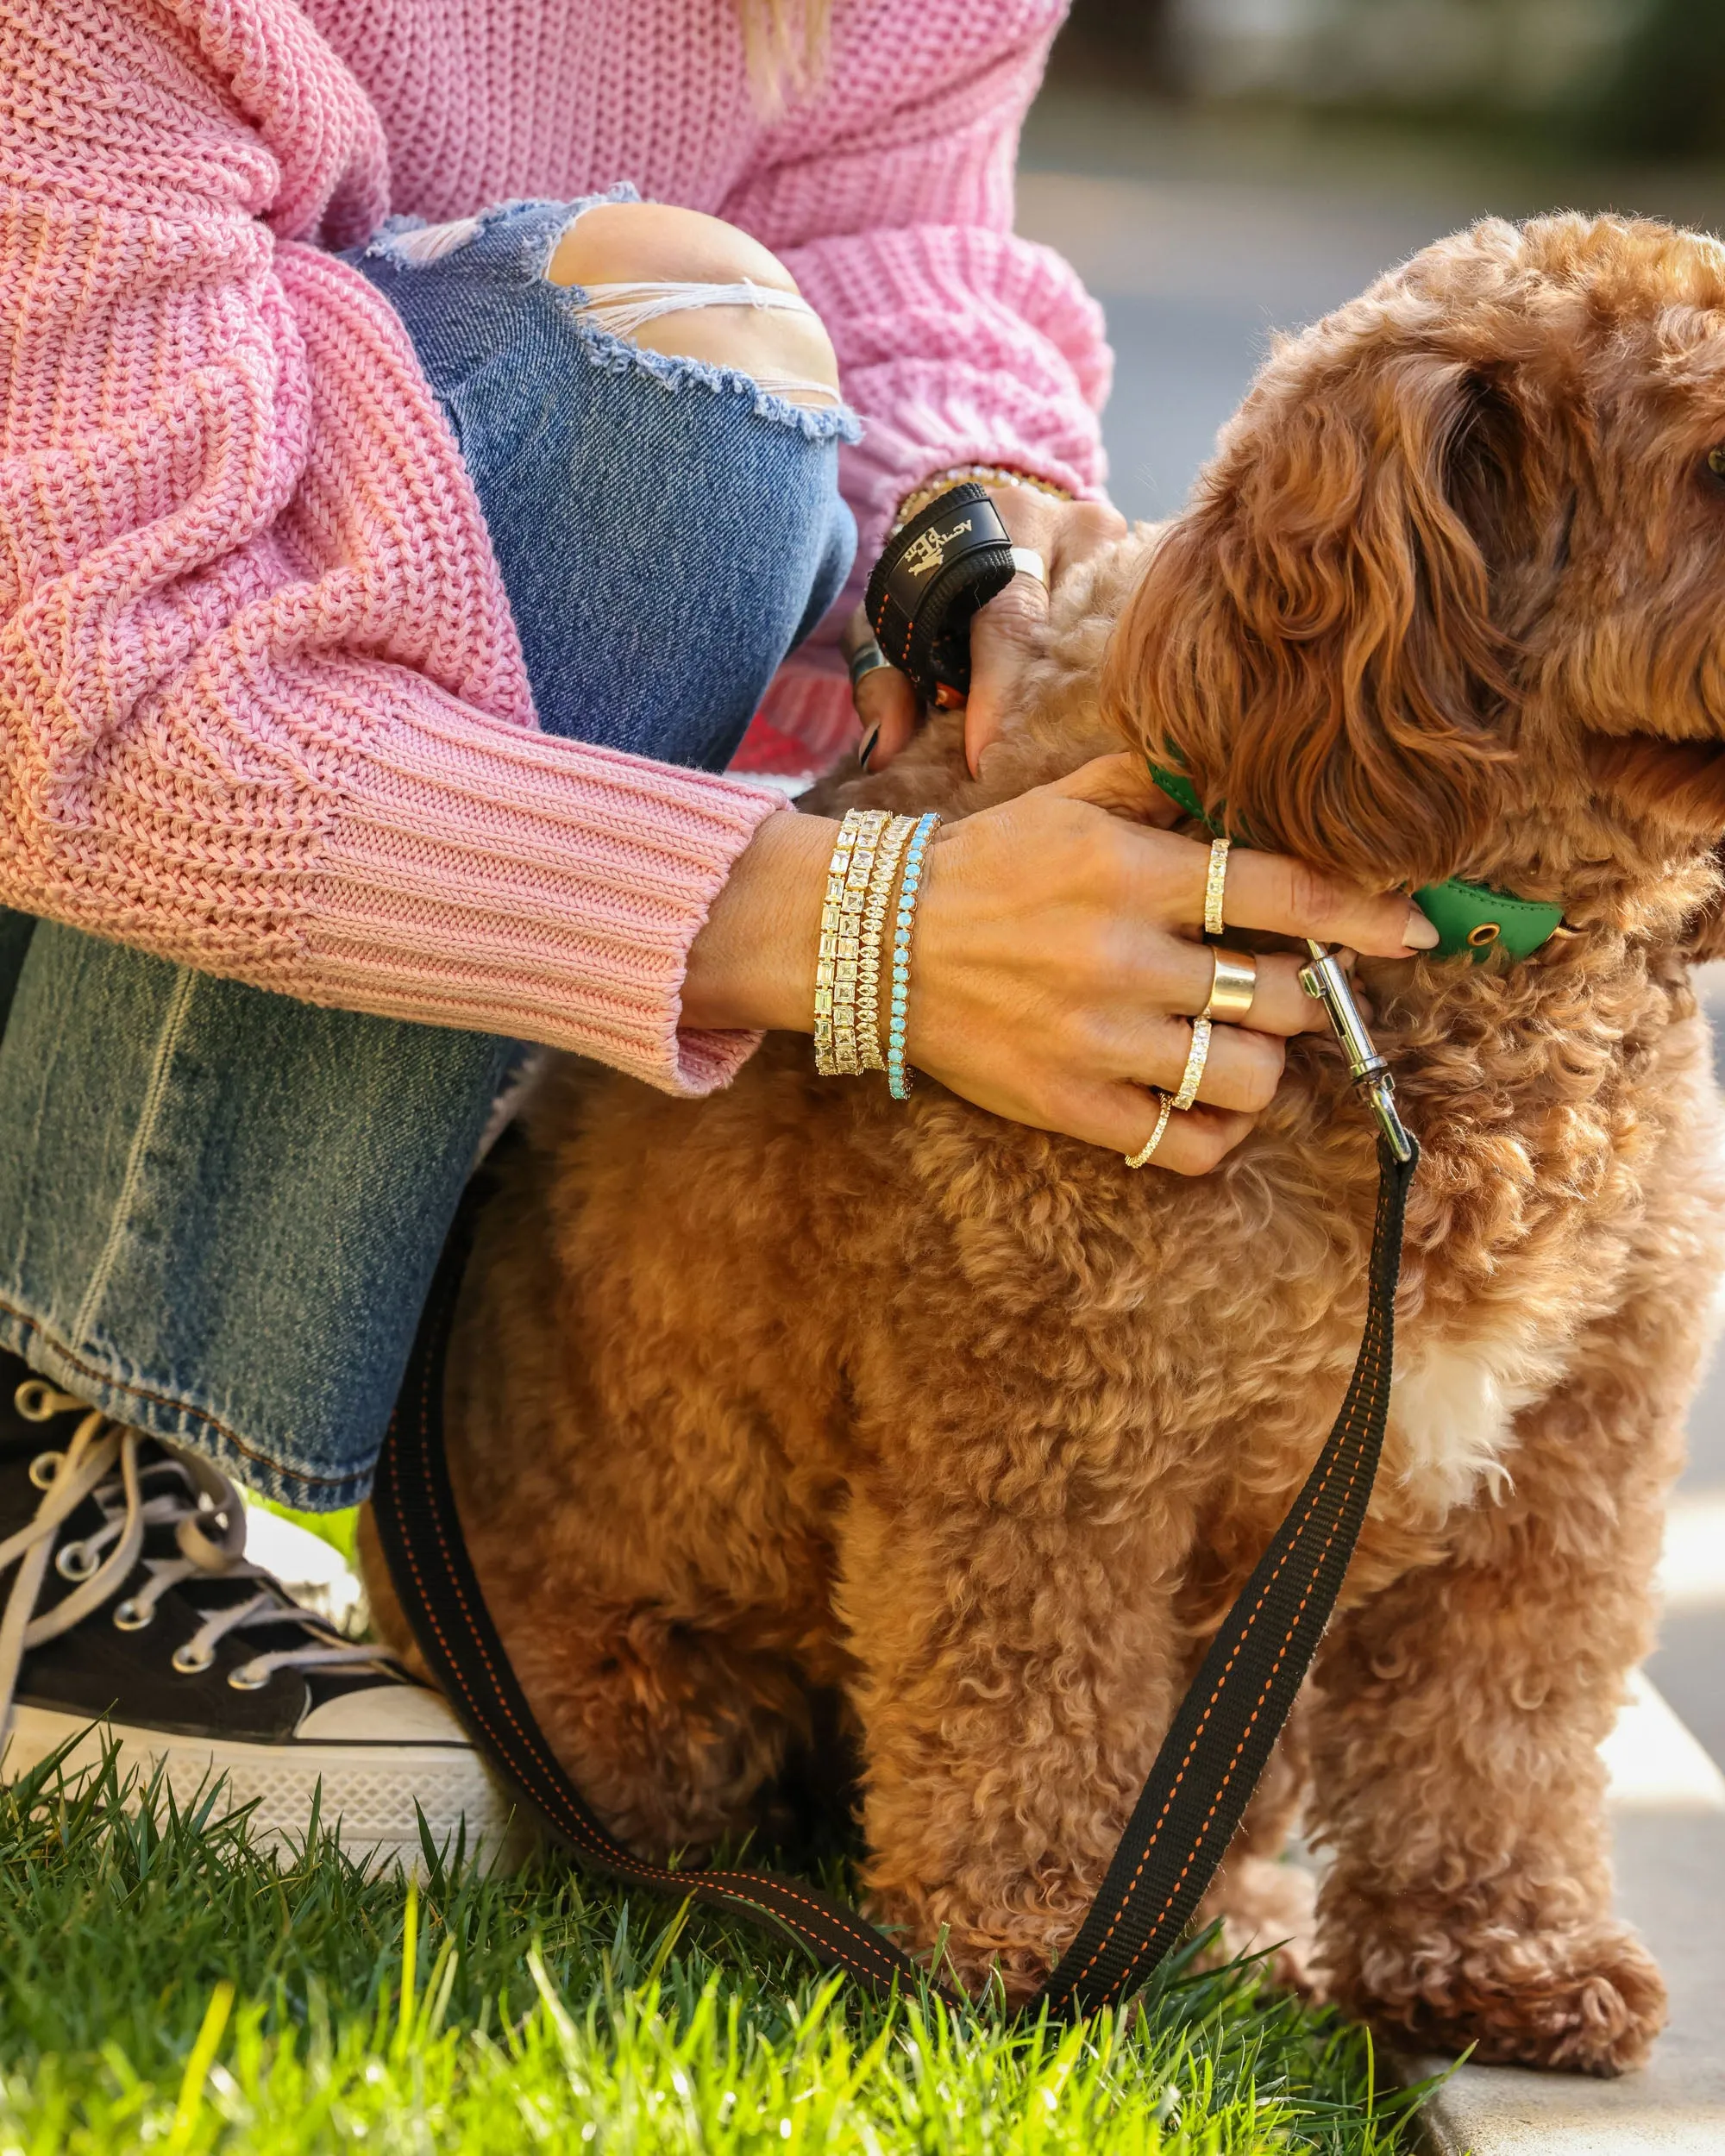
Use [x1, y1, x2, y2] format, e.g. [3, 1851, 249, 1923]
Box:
[0, 0, 785, 1095]
[721, 0, 1111, 760]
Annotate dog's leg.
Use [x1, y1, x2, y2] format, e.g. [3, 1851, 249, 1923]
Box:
[359, 1495, 816, 1858]
[1307, 1281, 1701, 2075]
[354, 1150, 843, 1865]
[837, 1486, 1191, 2003]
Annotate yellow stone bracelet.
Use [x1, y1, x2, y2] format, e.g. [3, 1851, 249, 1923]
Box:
[818, 809, 890, 1077]
[813, 809, 872, 1077]
[856, 813, 917, 1073]
[890, 461, 1075, 536]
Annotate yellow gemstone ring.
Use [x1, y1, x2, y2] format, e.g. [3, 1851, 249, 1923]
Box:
[1171, 1017, 1213, 1112]
[1203, 836, 1231, 938]
[1126, 1092, 1175, 1170]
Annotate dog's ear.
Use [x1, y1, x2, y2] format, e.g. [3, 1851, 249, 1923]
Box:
[1102, 348, 1539, 887]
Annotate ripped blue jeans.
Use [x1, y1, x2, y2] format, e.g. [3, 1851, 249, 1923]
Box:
[0, 195, 857, 1507]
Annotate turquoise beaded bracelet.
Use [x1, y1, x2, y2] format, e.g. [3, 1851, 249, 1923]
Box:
[887, 812, 942, 1101]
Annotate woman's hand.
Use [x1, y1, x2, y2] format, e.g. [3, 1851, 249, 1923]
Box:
[683, 755, 1439, 1173]
[852, 487, 1128, 776]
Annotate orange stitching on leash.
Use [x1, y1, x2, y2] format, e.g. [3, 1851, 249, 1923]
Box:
[1088, 1304, 1389, 2001]
[389, 1296, 913, 1990]
[1064, 1296, 1389, 1996]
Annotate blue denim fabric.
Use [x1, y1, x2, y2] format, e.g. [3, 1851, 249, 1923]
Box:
[0, 192, 856, 1508]
[352, 195, 858, 772]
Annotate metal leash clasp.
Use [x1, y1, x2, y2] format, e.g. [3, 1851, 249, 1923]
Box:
[1298, 943, 1415, 1164]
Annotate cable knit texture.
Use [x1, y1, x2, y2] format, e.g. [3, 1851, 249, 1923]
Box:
[0, 0, 1107, 1090]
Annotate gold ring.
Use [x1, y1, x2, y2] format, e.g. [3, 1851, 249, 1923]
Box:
[1203, 836, 1231, 938]
[1125, 1092, 1175, 1169]
[1201, 947, 1257, 1024]
[1171, 1016, 1213, 1112]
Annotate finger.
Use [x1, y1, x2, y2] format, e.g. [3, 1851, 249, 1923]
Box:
[1170, 842, 1438, 959]
[856, 664, 918, 770]
[962, 572, 1050, 777]
[1045, 496, 1130, 570]
[1107, 1089, 1257, 1175]
[1026, 1069, 1255, 1169]
[1126, 936, 1334, 1039]
[950, 1054, 1254, 1167]
[1128, 1015, 1287, 1115]
[1044, 750, 1184, 827]
[994, 489, 1128, 573]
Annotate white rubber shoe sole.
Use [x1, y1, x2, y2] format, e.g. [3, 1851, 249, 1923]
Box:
[3, 1701, 535, 1876]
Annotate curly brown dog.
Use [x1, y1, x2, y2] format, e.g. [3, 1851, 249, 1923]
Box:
[361, 213, 1725, 2073]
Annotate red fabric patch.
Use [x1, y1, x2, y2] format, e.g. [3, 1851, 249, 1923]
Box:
[729, 712, 819, 776]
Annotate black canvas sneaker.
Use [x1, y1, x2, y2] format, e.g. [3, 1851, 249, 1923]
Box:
[0, 1354, 522, 1871]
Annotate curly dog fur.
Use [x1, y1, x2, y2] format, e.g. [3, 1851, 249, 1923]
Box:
[361, 214, 1725, 2071]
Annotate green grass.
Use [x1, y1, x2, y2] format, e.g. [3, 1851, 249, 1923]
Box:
[255, 1501, 361, 1569]
[0, 1745, 1436, 2156]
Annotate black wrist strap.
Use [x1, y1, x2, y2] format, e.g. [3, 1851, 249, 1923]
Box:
[372, 1134, 1416, 2019]
[864, 482, 1016, 703]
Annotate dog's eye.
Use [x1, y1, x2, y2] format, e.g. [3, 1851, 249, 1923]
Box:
[1709, 447, 1725, 479]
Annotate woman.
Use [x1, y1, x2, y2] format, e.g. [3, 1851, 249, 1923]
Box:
[0, 0, 1433, 1847]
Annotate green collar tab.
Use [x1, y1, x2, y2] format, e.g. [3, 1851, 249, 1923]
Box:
[1146, 762, 1565, 964]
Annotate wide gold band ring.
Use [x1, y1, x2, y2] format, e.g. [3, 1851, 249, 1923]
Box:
[1203, 836, 1231, 938]
[1170, 1016, 1213, 1113]
[1201, 947, 1257, 1024]
[1125, 1092, 1175, 1169]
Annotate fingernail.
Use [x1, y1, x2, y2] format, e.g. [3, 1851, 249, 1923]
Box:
[1403, 904, 1440, 950]
[858, 728, 879, 772]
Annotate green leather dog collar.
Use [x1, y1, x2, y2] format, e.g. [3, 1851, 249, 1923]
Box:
[1405, 878, 1566, 963]
[1146, 763, 1566, 964]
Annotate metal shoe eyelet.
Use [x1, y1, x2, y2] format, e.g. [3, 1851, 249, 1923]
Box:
[54, 1541, 97, 1581]
[227, 1663, 271, 1692]
[16, 1380, 62, 1423]
[171, 1640, 216, 1677]
[113, 1599, 154, 1633]
[27, 1451, 64, 1489]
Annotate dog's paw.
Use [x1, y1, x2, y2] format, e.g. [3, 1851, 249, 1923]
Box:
[1336, 1919, 1666, 2076]
[1199, 1855, 1320, 1996]
[863, 1881, 1075, 2009]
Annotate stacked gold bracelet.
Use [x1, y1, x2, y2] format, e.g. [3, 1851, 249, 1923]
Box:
[889, 461, 1074, 536]
[856, 813, 918, 1071]
[814, 809, 888, 1076]
[815, 808, 938, 1082]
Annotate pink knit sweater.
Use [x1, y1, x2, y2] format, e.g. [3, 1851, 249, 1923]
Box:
[0, 0, 1107, 1091]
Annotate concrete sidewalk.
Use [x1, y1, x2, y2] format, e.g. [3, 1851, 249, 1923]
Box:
[1415, 1708, 1725, 2153]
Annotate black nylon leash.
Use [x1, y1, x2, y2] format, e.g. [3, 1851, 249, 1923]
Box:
[371, 1134, 1416, 2019]
[368, 1188, 955, 2008]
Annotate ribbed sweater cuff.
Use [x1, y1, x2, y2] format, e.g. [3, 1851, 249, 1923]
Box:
[299, 695, 787, 1094]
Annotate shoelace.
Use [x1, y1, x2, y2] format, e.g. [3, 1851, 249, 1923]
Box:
[0, 1382, 395, 1744]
